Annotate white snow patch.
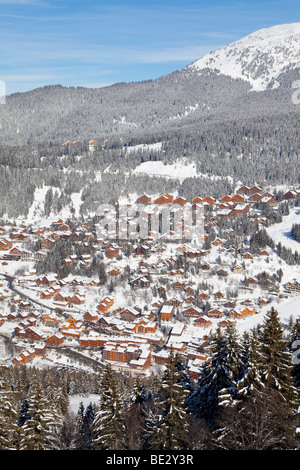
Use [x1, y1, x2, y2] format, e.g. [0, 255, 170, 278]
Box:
[266, 206, 300, 252]
[188, 22, 300, 91]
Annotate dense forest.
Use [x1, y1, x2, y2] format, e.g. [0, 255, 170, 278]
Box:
[0, 110, 299, 219]
[0, 308, 299, 450]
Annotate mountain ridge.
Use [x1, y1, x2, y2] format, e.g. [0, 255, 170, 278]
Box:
[188, 22, 300, 91]
[0, 22, 299, 147]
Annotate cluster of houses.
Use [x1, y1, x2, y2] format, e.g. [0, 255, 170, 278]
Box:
[0, 183, 299, 377]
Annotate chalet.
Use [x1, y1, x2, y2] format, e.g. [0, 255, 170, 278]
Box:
[219, 320, 236, 327]
[285, 281, 300, 293]
[41, 238, 55, 250]
[170, 324, 187, 336]
[207, 308, 223, 318]
[84, 311, 100, 323]
[154, 194, 174, 204]
[36, 274, 57, 287]
[97, 296, 114, 313]
[237, 186, 250, 195]
[129, 276, 150, 288]
[221, 195, 233, 203]
[173, 196, 187, 206]
[79, 334, 104, 348]
[233, 265, 243, 273]
[232, 194, 245, 203]
[217, 269, 228, 277]
[283, 190, 298, 200]
[105, 245, 120, 259]
[19, 301, 31, 310]
[261, 196, 276, 206]
[61, 328, 81, 339]
[0, 238, 13, 251]
[194, 316, 212, 327]
[202, 196, 215, 205]
[173, 281, 185, 290]
[134, 320, 158, 334]
[160, 305, 175, 321]
[121, 307, 140, 322]
[102, 341, 151, 370]
[153, 349, 172, 365]
[21, 250, 33, 261]
[50, 219, 64, 230]
[136, 195, 152, 205]
[16, 327, 44, 342]
[184, 286, 194, 295]
[69, 293, 85, 305]
[199, 292, 210, 300]
[250, 193, 263, 203]
[185, 296, 194, 305]
[241, 307, 256, 316]
[133, 245, 150, 257]
[46, 333, 64, 347]
[182, 306, 202, 318]
[43, 313, 60, 327]
[214, 292, 224, 299]
[165, 297, 182, 307]
[234, 203, 250, 214]
[247, 277, 257, 285]
[192, 197, 203, 205]
[108, 268, 121, 276]
[201, 263, 210, 271]
[258, 298, 269, 306]
[248, 186, 262, 195]
[166, 342, 187, 353]
[183, 250, 205, 258]
[224, 301, 236, 309]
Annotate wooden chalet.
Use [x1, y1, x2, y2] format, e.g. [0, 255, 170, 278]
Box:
[136, 195, 152, 205]
[207, 308, 223, 318]
[194, 316, 212, 327]
[160, 305, 175, 321]
[97, 296, 114, 313]
[46, 333, 64, 347]
[182, 306, 202, 318]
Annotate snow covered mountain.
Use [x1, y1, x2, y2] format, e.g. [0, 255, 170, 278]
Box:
[188, 23, 300, 91]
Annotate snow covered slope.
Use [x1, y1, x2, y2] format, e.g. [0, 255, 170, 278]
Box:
[188, 23, 300, 91]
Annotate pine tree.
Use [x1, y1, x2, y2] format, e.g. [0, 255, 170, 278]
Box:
[150, 352, 191, 450]
[218, 323, 243, 407]
[92, 364, 126, 450]
[18, 373, 60, 450]
[0, 367, 18, 450]
[71, 402, 85, 450]
[126, 376, 149, 450]
[215, 387, 298, 450]
[290, 318, 300, 388]
[188, 328, 235, 427]
[258, 307, 298, 410]
[237, 328, 264, 399]
[82, 403, 96, 450]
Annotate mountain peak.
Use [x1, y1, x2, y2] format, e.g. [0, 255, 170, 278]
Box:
[188, 22, 300, 91]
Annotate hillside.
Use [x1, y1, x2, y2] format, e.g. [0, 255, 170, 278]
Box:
[0, 23, 299, 218]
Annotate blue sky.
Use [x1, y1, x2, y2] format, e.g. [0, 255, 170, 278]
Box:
[1, 0, 300, 95]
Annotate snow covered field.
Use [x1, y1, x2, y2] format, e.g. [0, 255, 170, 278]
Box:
[266, 206, 300, 252]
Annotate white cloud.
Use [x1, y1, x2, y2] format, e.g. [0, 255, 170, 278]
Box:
[0, 0, 49, 5]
